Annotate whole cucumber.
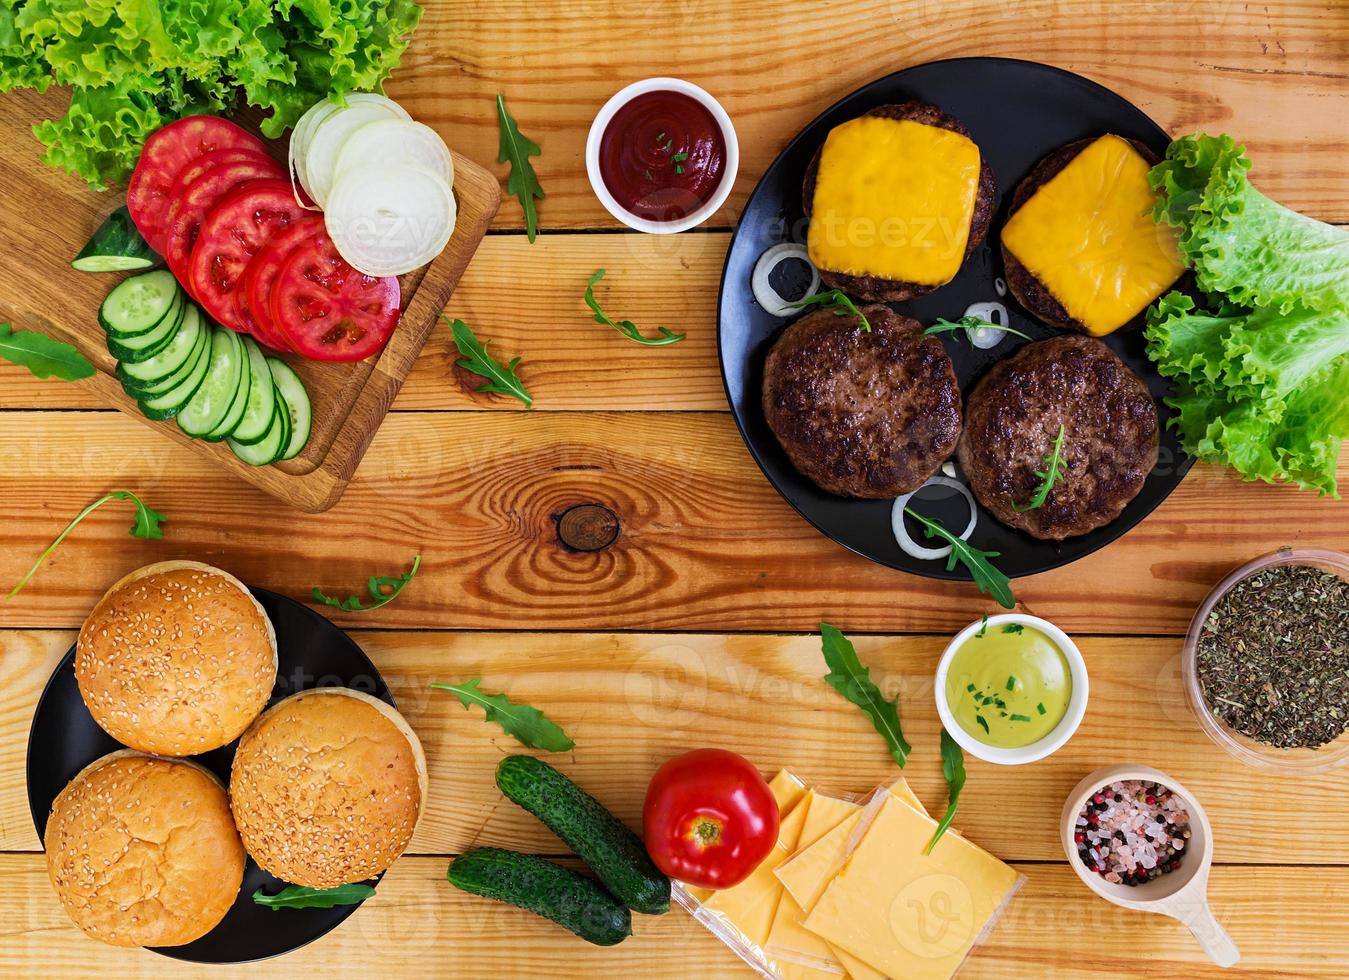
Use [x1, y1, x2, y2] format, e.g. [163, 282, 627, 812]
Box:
[448, 847, 631, 946]
[496, 755, 671, 915]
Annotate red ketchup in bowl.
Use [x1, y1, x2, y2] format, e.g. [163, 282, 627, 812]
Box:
[598, 90, 727, 223]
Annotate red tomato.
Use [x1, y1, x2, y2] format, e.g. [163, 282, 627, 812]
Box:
[240, 214, 325, 352]
[188, 180, 305, 335]
[162, 160, 286, 287]
[271, 232, 401, 362]
[642, 749, 779, 889]
[126, 117, 269, 252]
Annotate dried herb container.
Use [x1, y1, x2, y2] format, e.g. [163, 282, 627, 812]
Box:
[1182, 549, 1349, 773]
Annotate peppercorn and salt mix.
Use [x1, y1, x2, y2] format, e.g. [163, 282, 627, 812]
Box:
[1073, 779, 1192, 886]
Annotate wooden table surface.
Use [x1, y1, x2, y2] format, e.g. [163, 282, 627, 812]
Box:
[2, 1, 1348, 976]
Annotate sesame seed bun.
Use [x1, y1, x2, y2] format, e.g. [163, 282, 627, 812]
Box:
[76, 561, 278, 757]
[229, 688, 427, 888]
[44, 750, 244, 948]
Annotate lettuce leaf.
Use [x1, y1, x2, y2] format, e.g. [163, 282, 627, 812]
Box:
[1150, 134, 1349, 315]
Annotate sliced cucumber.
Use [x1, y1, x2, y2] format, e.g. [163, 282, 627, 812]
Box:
[229, 337, 278, 444]
[99, 270, 179, 334]
[117, 301, 201, 384]
[265, 357, 311, 461]
[204, 336, 256, 442]
[177, 327, 245, 438]
[73, 207, 161, 272]
[229, 401, 286, 465]
[105, 286, 183, 341]
[106, 292, 184, 362]
[138, 324, 214, 421]
[118, 309, 208, 397]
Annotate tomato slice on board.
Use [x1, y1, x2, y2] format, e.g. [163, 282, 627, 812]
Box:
[240, 214, 325, 352]
[271, 233, 401, 362]
[162, 162, 285, 287]
[187, 180, 305, 336]
[126, 116, 269, 252]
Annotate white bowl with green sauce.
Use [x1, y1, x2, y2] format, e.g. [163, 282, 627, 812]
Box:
[935, 613, 1089, 764]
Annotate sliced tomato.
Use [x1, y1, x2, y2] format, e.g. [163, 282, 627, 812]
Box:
[126, 116, 269, 252]
[187, 180, 306, 335]
[240, 214, 325, 351]
[162, 162, 285, 287]
[271, 232, 402, 362]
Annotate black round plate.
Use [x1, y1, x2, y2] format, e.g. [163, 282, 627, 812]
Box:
[718, 57, 1192, 580]
[27, 589, 394, 964]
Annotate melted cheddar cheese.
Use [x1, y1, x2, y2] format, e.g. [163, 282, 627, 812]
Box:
[807, 116, 982, 285]
[1001, 134, 1184, 336]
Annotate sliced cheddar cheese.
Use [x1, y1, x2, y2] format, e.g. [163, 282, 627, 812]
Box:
[1001, 133, 1183, 336]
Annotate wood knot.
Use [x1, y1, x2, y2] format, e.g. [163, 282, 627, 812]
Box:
[555, 504, 620, 553]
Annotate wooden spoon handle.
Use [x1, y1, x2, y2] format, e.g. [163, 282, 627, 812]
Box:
[1180, 903, 1241, 968]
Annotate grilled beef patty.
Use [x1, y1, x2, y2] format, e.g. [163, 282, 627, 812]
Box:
[957, 336, 1158, 540]
[802, 102, 997, 302]
[763, 304, 962, 498]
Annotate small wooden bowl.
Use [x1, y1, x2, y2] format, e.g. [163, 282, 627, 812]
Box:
[1060, 764, 1240, 968]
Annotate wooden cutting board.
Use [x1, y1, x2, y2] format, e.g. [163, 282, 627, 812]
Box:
[0, 87, 501, 512]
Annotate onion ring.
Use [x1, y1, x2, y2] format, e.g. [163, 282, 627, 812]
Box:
[892, 475, 978, 561]
[752, 243, 819, 317]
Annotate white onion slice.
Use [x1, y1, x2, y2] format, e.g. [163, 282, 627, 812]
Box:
[305, 102, 407, 207]
[324, 164, 456, 277]
[334, 118, 454, 192]
[289, 99, 342, 210]
[963, 301, 1012, 349]
[892, 475, 977, 561]
[752, 243, 819, 317]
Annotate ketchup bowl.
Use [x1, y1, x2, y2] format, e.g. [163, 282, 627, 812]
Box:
[586, 77, 739, 234]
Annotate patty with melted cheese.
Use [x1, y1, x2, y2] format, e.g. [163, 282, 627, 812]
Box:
[803, 102, 996, 302]
[1001, 134, 1185, 337]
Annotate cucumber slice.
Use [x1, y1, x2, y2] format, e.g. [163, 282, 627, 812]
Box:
[117, 301, 201, 384]
[265, 357, 312, 460]
[204, 336, 256, 441]
[229, 402, 286, 466]
[73, 207, 161, 272]
[118, 309, 208, 397]
[99, 270, 179, 334]
[105, 286, 183, 341]
[229, 337, 278, 444]
[177, 327, 245, 438]
[106, 292, 184, 362]
[138, 323, 214, 421]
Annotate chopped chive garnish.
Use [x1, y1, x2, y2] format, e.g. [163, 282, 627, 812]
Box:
[994, 698, 1006, 709]
[655, 131, 666, 143]
[662, 139, 673, 152]
[976, 614, 989, 638]
[999, 710, 1008, 717]
[1006, 675, 1016, 691]
[674, 165, 684, 174]
[671, 151, 689, 163]
[1037, 702, 1047, 715]
[1003, 624, 1025, 634]
[1010, 713, 1032, 722]
[976, 715, 990, 734]
[643, 168, 653, 180]
[966, 683, 977, 692]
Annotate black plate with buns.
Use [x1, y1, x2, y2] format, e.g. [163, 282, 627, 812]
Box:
[719, 57, 1192, 581]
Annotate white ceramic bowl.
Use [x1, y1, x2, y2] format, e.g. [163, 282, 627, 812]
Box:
[934, 613, 1088, 765]
[585, 77, 738, 234]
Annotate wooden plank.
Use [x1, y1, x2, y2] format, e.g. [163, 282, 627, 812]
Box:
[0, 854, 1343, 977]
[8, 630, 1348, 864]
[1, 411, 1346, 635]
[385, 0, 1349, 229]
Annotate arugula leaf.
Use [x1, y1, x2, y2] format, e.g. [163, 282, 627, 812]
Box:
[312, 555, 421, 613]
[253, 884, 375, 910]
[0, 323, 94, 381]
[584, 270, 685, 346]
[925, 728, 966, 855]
[903, 508, 1015, 609]
[496, 94, 544, 242]
[786, 290, 870, 332]
[923, 316, 1031, 345]
[445, 317, 532, 408]
[1011, 424, 1067, 512]
[819, 623, 909, 767]
[431, 678, 575, 752]
[7, 490, 164, 600]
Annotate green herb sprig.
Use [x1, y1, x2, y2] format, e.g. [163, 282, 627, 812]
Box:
[786, 290, 870, 332]
[7, 490, 164, 600]
[902, 508, 1015, 609]
[585, 270, 685, 346]
[431, 678, 575, 752]
[923, 316, 1030, 345]
[0, 323, 94, 381]
[253, 884, 375, 910]
[496, 94, 544, 242]
[925, 728, 966, 854]
[820, 623, 909, 767]
[1012, 424, 1067, 512]
[445, 317, 533, 408]
[312, 555, 421, 613]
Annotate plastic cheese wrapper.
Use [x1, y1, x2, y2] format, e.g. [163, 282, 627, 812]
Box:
[674, 772, 1022, 979]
